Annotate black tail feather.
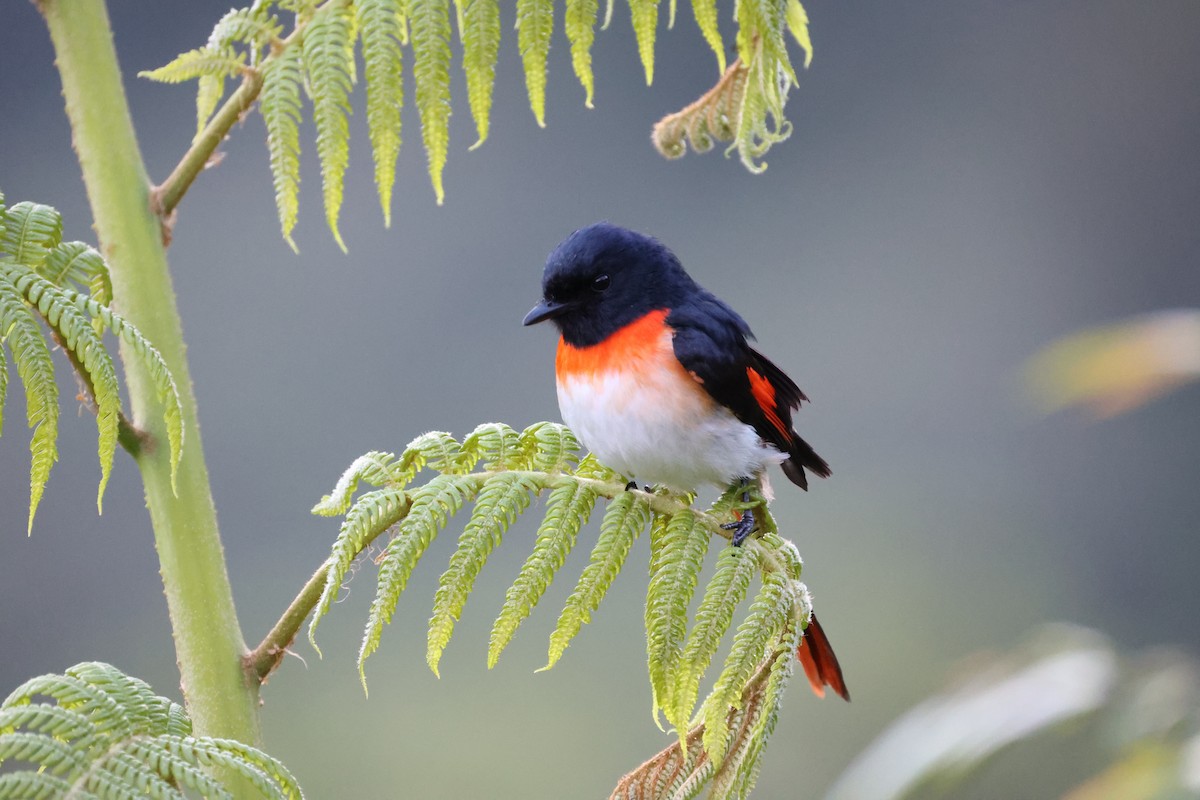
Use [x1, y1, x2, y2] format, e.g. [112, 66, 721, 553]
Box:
[781, 435, 831, 490]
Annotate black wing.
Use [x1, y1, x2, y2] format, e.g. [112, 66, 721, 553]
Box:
[668, 294, 830, 489]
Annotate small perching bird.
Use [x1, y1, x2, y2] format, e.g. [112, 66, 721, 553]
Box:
[524, 222, 847, 701]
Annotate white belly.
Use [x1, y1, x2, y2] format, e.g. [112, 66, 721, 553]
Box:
[557, 369, 784, 491]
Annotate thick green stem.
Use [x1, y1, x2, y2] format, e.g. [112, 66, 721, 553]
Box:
[39, 0, 261, 746]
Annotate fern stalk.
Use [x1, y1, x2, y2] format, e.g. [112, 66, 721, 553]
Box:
[154, 70, 264, 222]
[38, 0, 261, 764]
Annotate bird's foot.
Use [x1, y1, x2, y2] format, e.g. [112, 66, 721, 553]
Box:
[721, 509, 756, 547]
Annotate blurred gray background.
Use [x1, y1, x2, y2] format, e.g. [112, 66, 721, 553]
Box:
[2, 1, 1199, 797]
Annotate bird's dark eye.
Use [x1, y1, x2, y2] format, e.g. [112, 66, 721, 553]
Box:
[591, 274, 611, 293]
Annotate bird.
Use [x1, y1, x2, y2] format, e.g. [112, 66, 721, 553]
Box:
[523, 222, 848, 701]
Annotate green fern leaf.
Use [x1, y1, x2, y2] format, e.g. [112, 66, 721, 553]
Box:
[37, 241, 105, 292]
[0, 277, 58, 535]
[260, 42, 304, 251]
[516, 0, 553, 126]
[208, 6, 283, 53]
[670, 541, 759, 733]
[460, 0, 501, 147]
[309, 486, 409, 652]
[303, 0, 356, 252]
[279, 0, 321, 15]
[690, 0, 725, 72]
[1, 202, 62, 269]
[520, 421, 584, 473]
[461, 421, 524, 470]
[5, 266, 120, 513]
[312, 450, 401, 516]
[0, 771, 71, 798]
[0, 662, 300, 799]
[63, 289, 185, 492]
[646, 509, 709, 732]
[564, 0, 600, 106]
[544, 490, 651, 669]
[195, 74, 227, 138]
[736, 0, 787, 68]
[356, 0, 406, 226]
[409, 429, 475, 474]
[411, 0, 452, 203]
[701, 570, 792, 764]
[427, 472, 540, 675]
[712, 619, 799, 799]
[785, 0, 813, 68]
[139, 47, 246, 83]
[626, 0, 660, 84]
[732, 40, 792, 173]
[488, 476, 599, 667]
[359, 473, 479, 688]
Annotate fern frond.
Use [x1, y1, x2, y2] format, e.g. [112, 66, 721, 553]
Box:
[0, 662, 301, 799]
[516, 0, 554, 126]
[309, 486, 409, 652]
[460, 0, 501, 147]
[139, 47, 247, 83]
[0, 771, 71, 798]
[545, 489, 651, 669]
[521, 421, 585, 473]
[651, 58, 747, 159]
[408, 428, 475, 473]
[196, 74, 228, 139]
[690, 0, 725, 72]
[0, 277, 58, 535]
[725, 0, 795, 173]
[37, 241, 106, 293]
[710, 619, 799, 799]
[669, 540, 759, 739]
[260, 43, 305, 251]
[411, 0, 452, 203]
[736, 0, 788, 72]
[4, 265, 121, 513]
[785, 0, 812, 68]
[427, 472, 540, 674]
[626, 0, 660, 85]
[489, 476, 599, 666]
[303, 0, 356, 252]
[63, 287, 185, 491]
[358, 473, 479, 687]
[1, 202, 62, 269]
[356, 0, 406, 225]
[314, 421, 829, 796]
[646, 509, 710, 733]
[564, 0, 600, 106]
[209, 6, 283, 53]
[312, 450, 401, 516]
[700, 570, 793, 764]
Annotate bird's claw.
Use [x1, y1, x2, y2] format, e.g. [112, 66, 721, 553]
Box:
[721, 509, 756, 546]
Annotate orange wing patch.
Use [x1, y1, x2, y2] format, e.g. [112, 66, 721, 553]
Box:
[556, 309, 671, 378]
[747, 367, 789, 437]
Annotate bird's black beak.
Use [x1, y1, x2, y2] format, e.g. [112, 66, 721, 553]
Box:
[523, 298, 569, 326]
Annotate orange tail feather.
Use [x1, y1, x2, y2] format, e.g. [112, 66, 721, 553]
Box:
[796, 613, 850, 701]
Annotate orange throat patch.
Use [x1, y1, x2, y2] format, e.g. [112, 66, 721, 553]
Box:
[556, 308, 672, 378]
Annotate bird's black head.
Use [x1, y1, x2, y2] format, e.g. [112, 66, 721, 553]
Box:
[523, 222, 698, 347]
